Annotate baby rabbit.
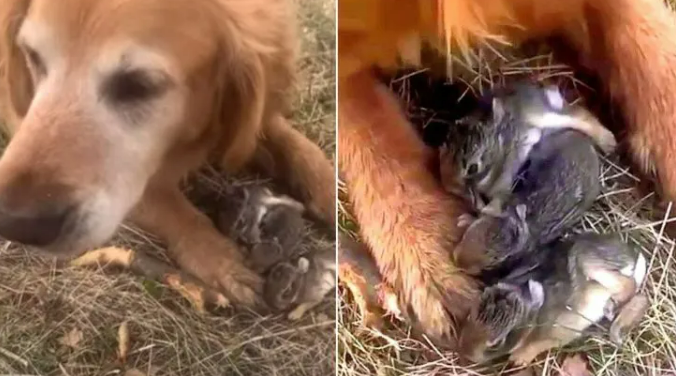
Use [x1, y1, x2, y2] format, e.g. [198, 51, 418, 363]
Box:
[454, 129, 601, 275]
[459, 233, 648, 366]
[264, 245, 336, 320]
[440, 81, 615, 215]
[216, 184, 307, 273]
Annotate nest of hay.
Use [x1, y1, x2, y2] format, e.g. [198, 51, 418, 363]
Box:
[338, 41, 676, 375]
[0, 0, 336, 375]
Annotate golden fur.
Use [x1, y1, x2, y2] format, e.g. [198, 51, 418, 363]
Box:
[338, 0, 676, 345]
[0, 0, 335, 307]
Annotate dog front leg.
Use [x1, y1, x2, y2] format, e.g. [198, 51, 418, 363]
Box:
[251, 114, 336, 226]
[129, 183, 263, 307]
[573, 0, 676, 199]
[339, 69, 479, 345]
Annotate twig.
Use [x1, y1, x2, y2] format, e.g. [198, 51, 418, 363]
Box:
[0, 347, 28, 367]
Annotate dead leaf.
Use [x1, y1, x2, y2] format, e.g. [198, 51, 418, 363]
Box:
[58, 328, 83, 349]
[118, 321, 130, 363]
[124, 369, 146, 376]
[560, 353, 593, 376]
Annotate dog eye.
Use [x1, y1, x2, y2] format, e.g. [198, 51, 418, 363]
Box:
[22, 45, 46, 77]
[104, 69, 167, 104]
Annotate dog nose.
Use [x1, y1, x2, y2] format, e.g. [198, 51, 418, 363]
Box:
[0, 202, 72, 246]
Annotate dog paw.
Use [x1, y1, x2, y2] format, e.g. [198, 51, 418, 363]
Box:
[173, 237, 264, 308]
[381, 227, 480, 344]
[404, 269, 479, 345]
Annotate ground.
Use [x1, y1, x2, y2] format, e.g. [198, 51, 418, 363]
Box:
[0, 0, 336, 375]
[337, 24, 676, 376]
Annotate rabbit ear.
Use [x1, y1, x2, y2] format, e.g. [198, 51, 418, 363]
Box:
[262, 187, 274, 197]
[277, 194, 305, 213]
[515, 204, 527, 220]
[297, 257, 310, 273]
[485, 334, 506, 348]
[492, 98, 506, 122]
[495, 282, 518, 292]
[527, 280, 545, 309]
[543, 85, 565, 110]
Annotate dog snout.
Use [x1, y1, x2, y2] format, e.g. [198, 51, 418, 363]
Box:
[0, 198, 74, 246]
[0, 175, 77, 246]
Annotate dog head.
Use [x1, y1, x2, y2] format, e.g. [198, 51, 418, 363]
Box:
[0, 0, 293, 256]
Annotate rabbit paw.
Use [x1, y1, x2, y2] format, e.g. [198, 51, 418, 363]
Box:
[457, 214, 476, 228]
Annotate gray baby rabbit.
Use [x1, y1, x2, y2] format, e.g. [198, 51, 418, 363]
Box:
[441, 81, 615, 215]
[216, 184, 307, 273]
[458, 233, 648, 366]
[264, 245, 336, 320]
[454, 129, 601, 275]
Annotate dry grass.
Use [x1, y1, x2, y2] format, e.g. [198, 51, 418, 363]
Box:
[338, 42, 676, 376]
[0, 0, 336, 375]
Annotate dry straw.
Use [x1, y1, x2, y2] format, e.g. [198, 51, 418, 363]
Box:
[338, 40, 676, 376]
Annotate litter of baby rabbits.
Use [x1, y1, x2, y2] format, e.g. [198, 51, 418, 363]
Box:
[339, 44, 674, 376]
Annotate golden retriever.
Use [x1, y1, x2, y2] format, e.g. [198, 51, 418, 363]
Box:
[0, 0, 335, 307]
[339, 0, 676, 345]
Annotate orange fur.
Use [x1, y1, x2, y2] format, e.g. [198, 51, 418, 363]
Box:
[339, 0, 676, 345]
[339, 70, 477, 342]
[0, 0, 335, 307]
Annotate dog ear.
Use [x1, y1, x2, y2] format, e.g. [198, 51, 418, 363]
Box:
[214, 50, 266, 173]
[0, 0, 33, 133]
[209, 0, 296, 174]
